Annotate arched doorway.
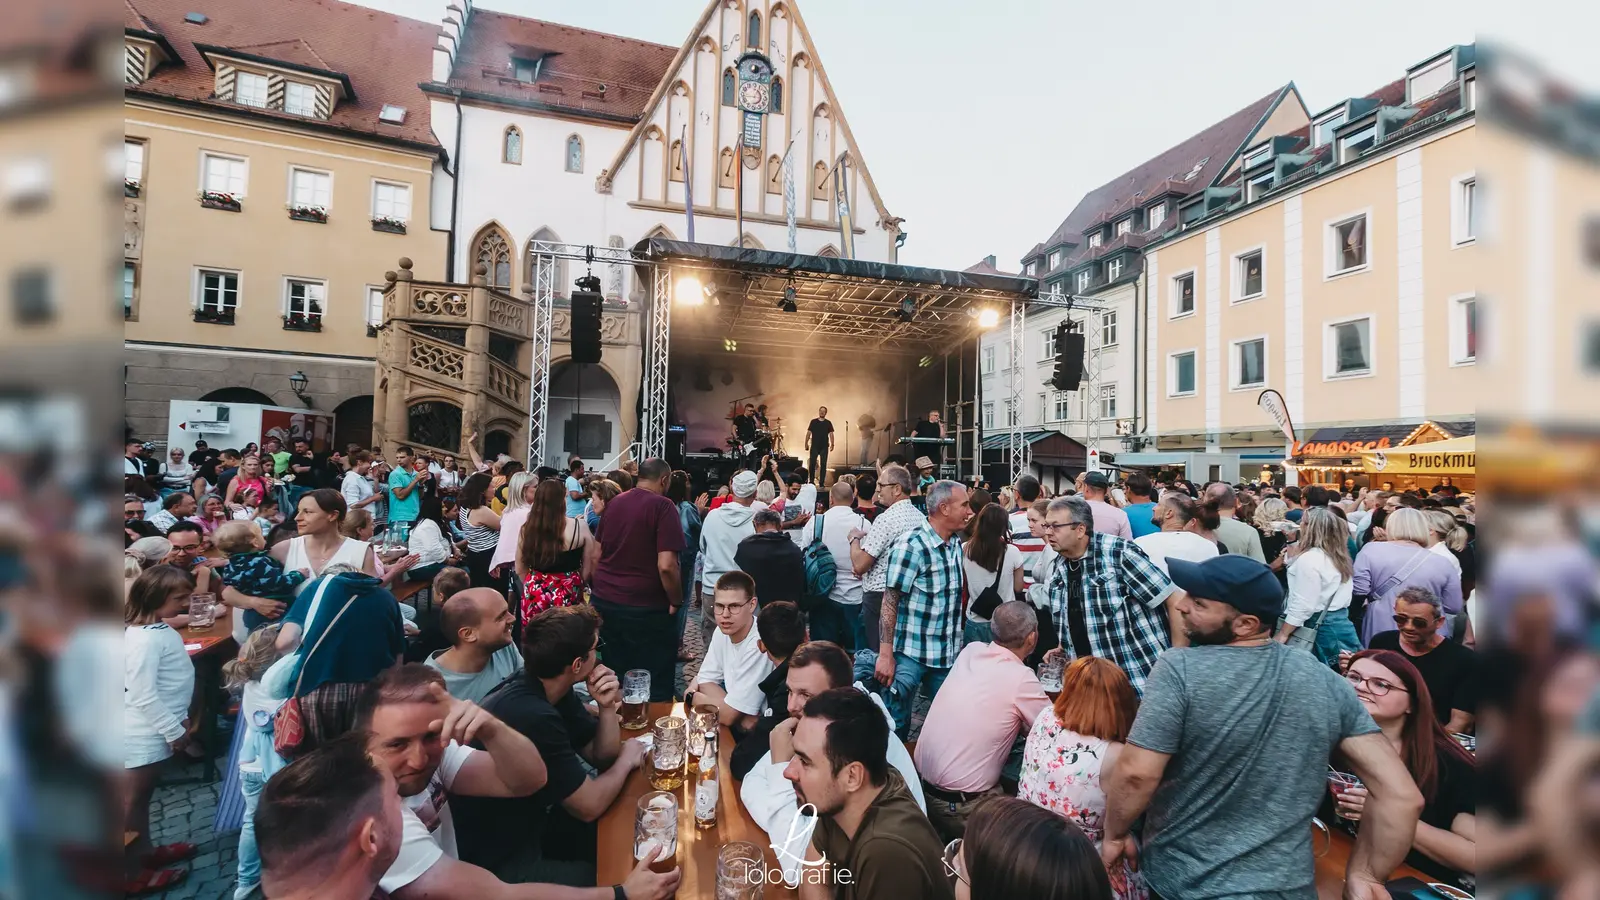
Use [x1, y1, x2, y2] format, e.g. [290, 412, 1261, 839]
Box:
[548, 360, 622, 469]
[200, 387, 276, 405]
[484, 430, 513, 460]
[333, 395, 373, 451]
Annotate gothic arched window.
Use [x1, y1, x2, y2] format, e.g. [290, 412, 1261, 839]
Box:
[721, 69, 735, 107]
[565, 134, 583, 173]
[472, 225, 513, 290]
[771, 77, 783, 113]
[748, 10, 761, 47]
[503, 126, 522, 165]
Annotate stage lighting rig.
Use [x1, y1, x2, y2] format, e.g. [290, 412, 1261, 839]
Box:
[897, 295, 917, 323]
[676, 275, 704, 305]
[777, 280, 798, 313]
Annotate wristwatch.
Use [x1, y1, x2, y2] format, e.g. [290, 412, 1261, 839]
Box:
[614, 885, 627, 900]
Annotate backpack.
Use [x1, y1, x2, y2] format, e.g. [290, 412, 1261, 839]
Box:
[802, 514, 837, 611]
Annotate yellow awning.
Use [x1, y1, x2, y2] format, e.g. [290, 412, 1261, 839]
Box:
[1362, 435, 1475, 476]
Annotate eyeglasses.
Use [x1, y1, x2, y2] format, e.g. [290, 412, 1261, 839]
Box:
[1391, 613, 1438, 629]
[1345, 672, 1409, 697]
[1041, 522, 1085, 533]
[941, 839, 968, 886]
[713, 598, 754, 616]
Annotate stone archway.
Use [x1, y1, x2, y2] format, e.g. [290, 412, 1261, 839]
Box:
[333, 395, 374, 451]
[200, 386, 276, 405]
[548, 360, 623, 469]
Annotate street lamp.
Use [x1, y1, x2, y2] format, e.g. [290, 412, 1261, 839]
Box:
[289, 370, 311, 407]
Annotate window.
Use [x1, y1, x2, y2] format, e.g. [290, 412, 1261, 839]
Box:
[1453, 176, 1476, 246]
[379, 105, 407, 124]
[565, 134, 583, 173]
[1172, 273, 1195, 316]
[1023, 261, 1036, 276]
[1147, 203, 1166, 231]
[1047, 250, 1061, 270]
[1169, 351, 1196, 396]
[11, 269, 52, 325]
[722, 69, 735, 106]
[289, 167, 330, 210]
[473, 227, 513, 291]
[1407, 56, 1454, 104]
[669, 140, 685, 183]
[1313, 111, 1347, 147]
[1329, 214, 1368, 275]
[1463, 76, 1475, 111]
[747, 10, 761, 47]
[1101, 384, 1117, 419]
[1115, 218, 1131, 236]
[1242, 146, 1271, 169]
[202, 153, 247, 196]
[514, 57, 544, 83]
[1328, 317, 1373, 377]
[1106, 257, 1124, 281]
[284, 278, 325, 320]
[1052, 391, 1071, 421]
[1042, 327, 1057, 360]
[1233, 337, 1266, 388]
[1236, 250, 1264, 300]
[1087, 232, 1102, 249]
[766, 155, 782, 195]
[982, 403, 995, 429]
[981, 345, 996, 374]
[1452, 295, 1477, 364]
[123, 262, 138, 319]
[124, 140, 144, 185]
[1101, 309, 1118, 347]
[1006, 399, 1018, 426]
[196, 269, 239, 316]
[1339, 123, 1377, 163]
[372, 181, 411, 222]
[771, 77, 783, 113]
[503, 126, 522, 164]
[234, 71, 268, 108]
[812, 162, 829, 200]
[284, 82, 317, 117]
[1076, 270, 1091, 292]
[4, 157, 49, 206]
[366, 285, 385, 334]
[719, 147, 736, 188]
[1246, 171, 1274, 202]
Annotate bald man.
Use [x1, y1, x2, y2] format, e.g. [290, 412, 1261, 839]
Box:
[424, 588, 524, 703]
[818, 479, 872, 649]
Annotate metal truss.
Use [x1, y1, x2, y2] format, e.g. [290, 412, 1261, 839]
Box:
[1031, 287, 1113, 470]
[1008, 292, 1027, 484]
[641, 265, 673, 461]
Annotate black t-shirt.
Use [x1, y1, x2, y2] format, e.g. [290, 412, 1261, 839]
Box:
[216, 465, 239, 500]
[1064, 563, 1092, 660]
[733, 414, 758, 442]
[913, 420, 941, 440]
[1368, 631, 1478, 722]
[453, 675, 600, 871]
[1407, 745, 1476, 886]
[807, 418, 834, 445]
[188, 448, 219, 468]
[288, 452, 317, 480]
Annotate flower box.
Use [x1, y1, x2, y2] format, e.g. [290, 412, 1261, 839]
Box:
[287, 204, 327, 223]
[199, 190, 241, 212]
[282, 314, 323, 333]
[366, 324, 380, 338]
[371, 216, 407, 235]
[125, 180, 141, 197]
[193, 307, 235, 325]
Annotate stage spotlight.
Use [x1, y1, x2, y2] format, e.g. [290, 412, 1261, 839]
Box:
[676, 275, 704, 305]
[897, 295, 917, 323]
[977, 307, 1001, 329]
[918, 356, 933, 368]
[723, 338, 738, 352]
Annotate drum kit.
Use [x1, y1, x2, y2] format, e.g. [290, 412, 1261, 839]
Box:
[725, 417, 787, 458]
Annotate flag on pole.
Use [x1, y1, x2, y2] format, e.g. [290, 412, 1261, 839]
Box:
[833, 152, 855, 259]
[782, 142, 797, 252]
[680, 124, 694, 243]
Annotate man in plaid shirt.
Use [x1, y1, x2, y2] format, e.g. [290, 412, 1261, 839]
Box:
[874, 479, 974, 736]
[1041, 495, 1184, 695]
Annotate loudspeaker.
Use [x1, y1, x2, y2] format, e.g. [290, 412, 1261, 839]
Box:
[569, 291, 603, 364]
[1051, 324, 1086, 392]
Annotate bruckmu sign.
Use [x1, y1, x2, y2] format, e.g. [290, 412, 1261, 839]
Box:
[1293, 437, 1392, 457]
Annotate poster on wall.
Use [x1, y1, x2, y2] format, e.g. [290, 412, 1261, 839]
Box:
[260, 408, 336, 453]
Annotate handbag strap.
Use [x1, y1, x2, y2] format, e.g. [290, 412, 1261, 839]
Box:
[1376, 547, 1431, 599]
[289, 576, 357, 698]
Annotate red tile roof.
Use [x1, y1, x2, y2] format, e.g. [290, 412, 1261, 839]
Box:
[444, 10, 680, 123]
[1029, 86, 1291, 275]
[964, 257, 1011, 276]
[124, 0, 440, 148]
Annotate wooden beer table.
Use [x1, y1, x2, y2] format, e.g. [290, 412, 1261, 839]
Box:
[597, 701, 798, 898]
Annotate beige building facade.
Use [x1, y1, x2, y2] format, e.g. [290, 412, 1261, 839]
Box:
[1143, 45, 1478, 484]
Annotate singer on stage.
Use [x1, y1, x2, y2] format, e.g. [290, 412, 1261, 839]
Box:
[804, 406, 834, 486]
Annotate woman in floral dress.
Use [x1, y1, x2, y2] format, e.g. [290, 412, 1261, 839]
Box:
[1017, 656, 1147, 900]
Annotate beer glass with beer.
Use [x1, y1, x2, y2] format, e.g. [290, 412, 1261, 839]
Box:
[716, 841, 763, 900]
[1038, 656, 1065, 694]
[634, 792, 679, 875]
[650, 715, 687, 790]
[621, 669, 651, 731]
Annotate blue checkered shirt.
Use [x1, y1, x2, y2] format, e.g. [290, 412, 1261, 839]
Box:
[1048, 531, 1176, 695]
[880, 521, 966, 668]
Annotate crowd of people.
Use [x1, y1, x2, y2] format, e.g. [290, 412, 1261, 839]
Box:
[122, 432, 1495, 900]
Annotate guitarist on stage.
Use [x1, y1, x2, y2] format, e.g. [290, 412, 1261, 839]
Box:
[731, 402, 763, 465]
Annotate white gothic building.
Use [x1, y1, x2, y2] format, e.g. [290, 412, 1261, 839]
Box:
[423, 0, 903, 468]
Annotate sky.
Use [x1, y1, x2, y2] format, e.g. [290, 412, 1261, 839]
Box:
[356, 0, 1593, 272]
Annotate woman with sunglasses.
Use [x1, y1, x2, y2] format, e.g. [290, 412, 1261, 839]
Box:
[1336, 649, 1476, 890]
[943, 796, 1111, 900]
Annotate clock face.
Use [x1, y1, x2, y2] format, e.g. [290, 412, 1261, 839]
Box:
[739, 81, 769, 112]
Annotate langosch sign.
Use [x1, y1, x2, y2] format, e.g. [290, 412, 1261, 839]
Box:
[1293, 437, 1392, 457]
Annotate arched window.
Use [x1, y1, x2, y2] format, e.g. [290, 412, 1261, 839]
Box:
[721, 69, 735, 107]
[527, 227, 567, 297]
[766, 155, 782, 195]
[812, 161, 830, 200]
[669, 140, 685, 183]
[503, 126, 522, 165]
[747, 10, 761, 47]
[407, 401, 462, 452]
[471, 225, 513, 290]
[565, 134, 583, 173]
[718, 147, 736, 188]
[817, 244, 839, 259]
[771, 76, 783, 113]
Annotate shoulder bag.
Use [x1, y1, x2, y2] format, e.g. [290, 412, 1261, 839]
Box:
[969, 560, 1007, 620]
[272, 576, 359, 756]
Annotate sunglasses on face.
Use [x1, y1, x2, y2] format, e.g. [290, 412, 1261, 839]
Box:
[1392, 613, 1438, 629]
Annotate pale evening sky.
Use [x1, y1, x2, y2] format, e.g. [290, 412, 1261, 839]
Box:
[355, 0, 1591, 272]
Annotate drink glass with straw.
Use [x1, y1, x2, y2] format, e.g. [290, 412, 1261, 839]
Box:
[1325, 767, 1363, 831]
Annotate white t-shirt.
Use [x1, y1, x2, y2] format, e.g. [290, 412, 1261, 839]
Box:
[379, 741, 477, 893]
[820, 505, 869, 605]
[341, 469, 375, 509]
[695, 622, 774, 716]
[963, 544, 1023, 622]
[1133, 530, 1219, 575]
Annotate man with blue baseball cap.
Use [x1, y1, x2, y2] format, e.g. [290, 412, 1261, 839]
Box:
[1100, 555, 1423, 900]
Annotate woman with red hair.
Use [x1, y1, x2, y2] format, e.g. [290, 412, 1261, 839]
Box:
[1017, 656, 1145, 900]
[1337, 648, 1476, 889]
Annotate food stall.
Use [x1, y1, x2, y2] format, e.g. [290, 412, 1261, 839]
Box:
[1289, 420, 1474, 491]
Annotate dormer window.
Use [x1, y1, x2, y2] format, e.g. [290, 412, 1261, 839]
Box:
[284, 82, 317, 117]
[1077, 270, 1091, 292]
[1407, 54, 1454, 104]
[1241, 145, 1271, 169]
[1024, 261, 1037, 277]
[1313, 110, 1347, 147]
[1246, 171, 1274, 202]
[1147, 203, 1167, 231]
[234, 71, 268, 108]
[514, 55, 547, 84]
[1115, 219, 1131, 237]
[1047, 250, 1062, 270]
[1462, 75, 1475, 111]
[1338, 123, 1378, 163]
[1087, 232, 1102, 249]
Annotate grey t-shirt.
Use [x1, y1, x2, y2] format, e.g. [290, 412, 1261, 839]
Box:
[1128, 642, 1378, 899]
[425, 645, 524, 705]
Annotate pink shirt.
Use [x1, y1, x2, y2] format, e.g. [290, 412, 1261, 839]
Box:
[1089, 499, 1132, 539]
[912, 641, 1050, 792]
